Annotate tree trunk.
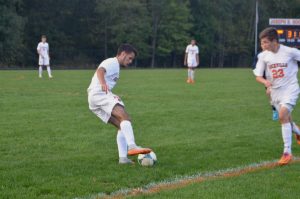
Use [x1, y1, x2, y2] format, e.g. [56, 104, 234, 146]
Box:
[151, 15, 159, 68]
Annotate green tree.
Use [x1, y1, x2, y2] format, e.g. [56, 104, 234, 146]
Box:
[148, 0, 192, 67]
[0, 0, 24, 67]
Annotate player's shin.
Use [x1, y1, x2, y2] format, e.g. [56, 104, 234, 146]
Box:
[292, 122, 300, 135]
[117, 130, 128, 158]
[39, 66, 42, 77]
[191, 70, 195, 81]
[47, 66, 52, 77]
[120, 120, 136, 149]
[282, 123, 292, 154]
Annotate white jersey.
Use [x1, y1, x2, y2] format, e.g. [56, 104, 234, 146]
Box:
[254, 45, 300, 89]
[37, 42, 49, 58]
[87, 57, 120, 93]
[185, 44, 199, 62]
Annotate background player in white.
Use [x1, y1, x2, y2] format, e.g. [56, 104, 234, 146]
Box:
[254, 27, 300, 165]
[184, 39, 199, 83]
[37, 35, 52, 78]
[88, 44, 152, 164]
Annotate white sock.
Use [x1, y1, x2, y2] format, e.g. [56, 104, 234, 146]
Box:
[39, 66, 42, 77]
[47, 66, 52, 77]
[120, 120, 136, 148]
[117, 130, 127, 158]
[191, 70, 195, 80]
[187, 69, 191, 79]
[292, 122, 300, 135]
[282, 123, 292, 154]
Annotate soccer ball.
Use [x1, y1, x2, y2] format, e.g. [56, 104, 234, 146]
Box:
[137, 151, 157, 166]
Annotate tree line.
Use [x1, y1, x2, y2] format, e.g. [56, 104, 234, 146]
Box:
[1, 0, 300, 68]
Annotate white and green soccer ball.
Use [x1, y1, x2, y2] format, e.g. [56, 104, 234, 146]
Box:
[137, 151, 157, 167]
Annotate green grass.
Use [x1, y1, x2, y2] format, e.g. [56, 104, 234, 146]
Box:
[132, 163, 300, 199]
[0, 69, 300, 199]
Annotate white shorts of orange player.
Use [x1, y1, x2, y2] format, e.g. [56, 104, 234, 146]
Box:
[187, 59, 198, 68]
[271, 83, 300, 112]
[88, 91, 124, 123]
[39, 56, 50, 66]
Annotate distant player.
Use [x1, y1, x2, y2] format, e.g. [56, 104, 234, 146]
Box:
[37, 35, 52, 78]
[253, 27, 300, 165]
[253, 46, 278, 121]
[87, 44, 152, 164]
[184, 39, 199, 83]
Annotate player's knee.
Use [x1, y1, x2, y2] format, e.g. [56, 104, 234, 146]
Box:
[279, 113, 289, 123]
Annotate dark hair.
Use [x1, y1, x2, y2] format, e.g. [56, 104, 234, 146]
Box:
[259, 27, 278, 42]
[117, 44, 137, 56]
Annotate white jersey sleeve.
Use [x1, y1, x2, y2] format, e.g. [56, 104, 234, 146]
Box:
[291, 47, 300, 62]
[185, 45, 189, 53]
[253, 52, 266, 77]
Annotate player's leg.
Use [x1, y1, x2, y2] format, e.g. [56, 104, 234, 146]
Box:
[271, 105, 278, 121]
[190, 67, 195, 83]
[278, 105, 293, 165]
[187, 67, 191, 83]
[111, 104, 151, 156]
[108, 116, 133, 164]
[288, 115, 300, 145]
[38, 65, 43, 78]
[46, 65, 53, 78]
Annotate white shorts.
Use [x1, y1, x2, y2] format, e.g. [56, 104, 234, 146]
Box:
[39, 56, 50, 66]
[271, 83, 300, 112]
[88, 91, 125, 123]
[187, 59, 198, 68]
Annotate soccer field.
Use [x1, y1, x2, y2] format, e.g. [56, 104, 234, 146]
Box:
[1, 69, 300, 199]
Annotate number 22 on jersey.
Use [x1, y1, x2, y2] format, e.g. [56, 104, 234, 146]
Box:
[272, 68, 285, 79]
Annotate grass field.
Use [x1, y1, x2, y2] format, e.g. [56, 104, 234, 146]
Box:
[1, 69, 300, 199]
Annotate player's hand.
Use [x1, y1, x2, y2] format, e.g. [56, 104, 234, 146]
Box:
[184, 61, 187, 66]
[264, 80, 272, 88]
[101, 83, 109, 94]
[266, 87, 272, 95]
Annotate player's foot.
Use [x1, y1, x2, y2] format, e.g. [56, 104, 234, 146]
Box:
[278, 153, 292, 165]
[39, 76, 42, 78]
[49, 75, 53, 78]
[190, 79, 195, 84]
[295, 134, 300, 145]
[128, 146, 152, 156]
[119, 157, 134, 164]
[186, 78, 191, 83]
[272, 110, 279, 121]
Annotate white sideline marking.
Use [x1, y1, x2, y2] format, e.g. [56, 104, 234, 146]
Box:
[75, 157, 300, 199]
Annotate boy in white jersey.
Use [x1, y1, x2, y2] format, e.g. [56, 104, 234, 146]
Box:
[184, 39, 199, 83]
[254, 27, 300, 165]
[87, 44, 152, 164]
[37, 35, 52, 78]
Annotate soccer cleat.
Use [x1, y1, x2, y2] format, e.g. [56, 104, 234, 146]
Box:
[190, 79, 195, 84]
[186, 78, 191, 83]
[49, 75, 53, 78]
[128, 147, 152, 156]
[272, 110, 279, 121]
[295, 134, 300, 145]
[278, 153, 292, 165]
[39, 76, 42, 78]
[119, 157, 134, 164]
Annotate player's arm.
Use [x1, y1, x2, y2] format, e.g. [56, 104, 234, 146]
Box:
[253, 53, 271, 88]
[256, 76, 271, 88]
[96, 67, 109, 93]
[196, 53, 199, 66]
[48, 45, 50, 59]
[184, 53, 188, 66]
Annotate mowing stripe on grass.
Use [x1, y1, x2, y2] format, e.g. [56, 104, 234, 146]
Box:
[76, 157, 300, 199]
